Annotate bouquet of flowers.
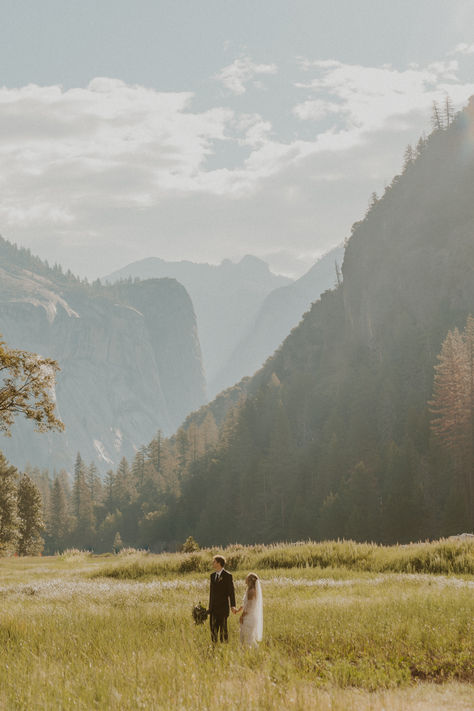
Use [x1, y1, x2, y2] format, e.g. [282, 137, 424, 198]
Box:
[192, 602, 209, 625]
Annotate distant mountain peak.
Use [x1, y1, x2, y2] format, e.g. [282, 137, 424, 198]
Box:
[104, 253, 292, 388]
[239, 254, 268, 267]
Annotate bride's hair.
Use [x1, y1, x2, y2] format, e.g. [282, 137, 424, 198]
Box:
[245, 572, 259, 590]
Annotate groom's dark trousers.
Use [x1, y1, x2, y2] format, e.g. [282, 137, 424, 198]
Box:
[208, 569, 236, 642]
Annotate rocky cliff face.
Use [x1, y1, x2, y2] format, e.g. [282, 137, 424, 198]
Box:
[105, 254, 292, 396]
[0, 243, 206, 472]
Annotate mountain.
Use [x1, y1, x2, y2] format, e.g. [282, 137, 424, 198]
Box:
[0, 239, 206, 472]
[105, 255, 292, 393]
[139, 97, 474, 547]
[210, 245, 345, 396]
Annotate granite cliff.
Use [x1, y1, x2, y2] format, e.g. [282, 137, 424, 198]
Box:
[105, 254, 292, 396]
[0, 239, 205, 472]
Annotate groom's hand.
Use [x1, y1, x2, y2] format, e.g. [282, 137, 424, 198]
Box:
[231, 607, 237, 614]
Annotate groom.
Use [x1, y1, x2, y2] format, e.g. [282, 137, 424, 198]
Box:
[208, 555, 236, 642]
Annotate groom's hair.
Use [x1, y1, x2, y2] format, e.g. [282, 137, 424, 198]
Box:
[213, 555, 225, 567]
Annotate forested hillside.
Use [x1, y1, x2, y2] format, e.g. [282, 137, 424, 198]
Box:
[140, 98, 474, 547]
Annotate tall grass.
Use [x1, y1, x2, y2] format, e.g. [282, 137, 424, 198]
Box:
[94, 538, 474, 580]
[0, 554, 472, 710]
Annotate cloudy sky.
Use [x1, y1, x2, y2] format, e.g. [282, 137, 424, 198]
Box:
[1, 0, 474, 279]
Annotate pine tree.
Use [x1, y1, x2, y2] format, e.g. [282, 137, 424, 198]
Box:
[103, 469, 116, 513]
[431, 101, 443, 131]
[461, 316, 474, 523]
[403, 144, 415, 170]
[132, 449, 146, 492]
[175, 429, 189, 479]
[201, 412, 219, 453]
[187, 422, 201, 463]
[148, 430, 163, 472]
[115, 457, 135, 509]
[17, 474, 44, 555]
[113, 531, 123, 553]
[366, 192, 378, 215]
[430, 328, 469, 454]
[26, 466, 51, 520]
[416, 135, 426, 154]
[71, 453, 95, 548]
[48, 475, 70, 551]
[444, 95, 455, 128]
[87, 462, 102, 505]
[430, 320, 474, 527]
[0, 452, 19, 554]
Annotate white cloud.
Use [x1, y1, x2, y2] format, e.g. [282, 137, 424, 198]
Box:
[235, 114, 274, 148]
[0, 54, 473, 281]
[449, 42, 474, 56]
[0, 202, 74, 226]
[292, 99, 344, 121]
[0, 79, 236, 212]
[293, 59, 474, 133]
[215, 56, 277, 95]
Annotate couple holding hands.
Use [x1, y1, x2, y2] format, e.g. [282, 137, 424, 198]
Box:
[208, 555, 263, 647]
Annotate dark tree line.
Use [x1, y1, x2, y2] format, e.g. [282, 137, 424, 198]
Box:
[26, 418, 218, 553]
[0, 453, 44, 555]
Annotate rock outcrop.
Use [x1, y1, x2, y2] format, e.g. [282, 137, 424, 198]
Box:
[105, 254, 292, 396]
[0, 241, 206, 472]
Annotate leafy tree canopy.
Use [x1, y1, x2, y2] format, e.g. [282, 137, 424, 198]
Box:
[0, 335, 64, 436]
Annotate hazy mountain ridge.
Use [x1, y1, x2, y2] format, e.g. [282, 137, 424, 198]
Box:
[105, 254, 292, 394]
[210, 245, 345, 395]
[0, 238, 206, 471]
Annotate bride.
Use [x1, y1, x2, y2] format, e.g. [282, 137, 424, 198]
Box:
[236, 573, 263, 647]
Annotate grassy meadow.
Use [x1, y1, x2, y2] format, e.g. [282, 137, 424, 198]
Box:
[0, 539, 472, 710]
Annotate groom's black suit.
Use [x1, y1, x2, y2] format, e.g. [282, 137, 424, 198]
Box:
[208, 569, 236, 642]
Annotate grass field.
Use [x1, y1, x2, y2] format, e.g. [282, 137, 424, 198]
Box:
[0, 540, 472, 710]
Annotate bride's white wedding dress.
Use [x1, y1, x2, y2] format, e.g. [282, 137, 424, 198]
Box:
[240, 580, 263, 647]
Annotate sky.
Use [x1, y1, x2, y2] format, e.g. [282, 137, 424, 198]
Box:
[1, 0, 474, 279]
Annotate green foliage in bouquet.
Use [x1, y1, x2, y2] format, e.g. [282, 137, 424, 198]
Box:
[192, 602, 208, 625]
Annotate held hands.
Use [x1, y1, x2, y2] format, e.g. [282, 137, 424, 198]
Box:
[232, 605, 245, 624]
[232, 605, 244, 624]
